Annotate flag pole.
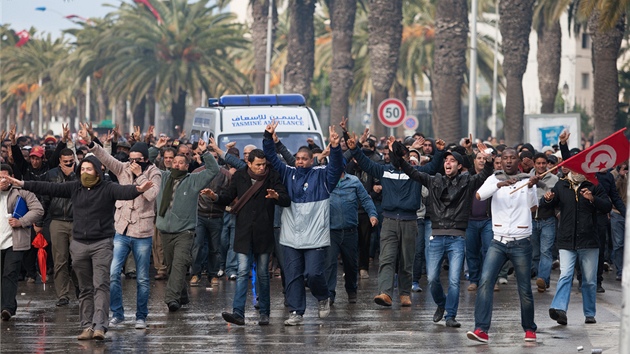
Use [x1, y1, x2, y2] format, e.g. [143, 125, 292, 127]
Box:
[509, 165, 560, 195]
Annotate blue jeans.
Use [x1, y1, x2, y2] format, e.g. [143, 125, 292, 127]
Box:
[326, 228, 359, 302]
[426, 235, 465, 319]
[611, 212, 625, 277]
[551, 248, 598, 317]
[474, 238, 536, 333]
[220, 212, 237, 276]
[465, 219, 493, 285]
[413, 218, 432, 282]
[192, 216, 223, 277]
[283, 246, 329, 315]
[233, 251, 270, 317]
[531, 217, 556, 286]
[110, 234, 152, 321]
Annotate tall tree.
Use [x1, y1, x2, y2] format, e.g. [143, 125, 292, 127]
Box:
[251, 0, 277, 94]
[431, 0, 468, 143]
[284, 0, 317, 100]
[534, 1, 565, 114]
[368, 0, 403, 137]
[500, 0, 536, 145]
[325, 0, 357, 127]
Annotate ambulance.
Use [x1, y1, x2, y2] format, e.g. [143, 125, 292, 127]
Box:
[190, 94, 325, 154]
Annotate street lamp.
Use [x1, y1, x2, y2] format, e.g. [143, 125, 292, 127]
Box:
[562, 81, 569, 113]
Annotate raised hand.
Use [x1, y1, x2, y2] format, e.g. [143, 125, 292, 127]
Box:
[197, 138, 207, 153]
[329, 126, 340, 147]
[306, 137, 315, 145]
[200, 188, 218, 201]
[136, 180, 154, 193]
[411, 136, 426, 150]
[86, 122, 95, 138]
[9, 125, 16, 145]
[339, 116, 348, 132]
[265, 189, 279, 200]
[0, 130, 6, 142]
[62, 124, 71, 143]
[156, 135, 168, 149]
[145, 126, 155, 143]
[462, 133, 473, 151]
[359, 128, 369, 144]
[346, 132, 357, 150]
[78, 123, 92, 143]
[132, 126, 141, 141]
[320, 144, 331, 158]
[476, 142, 493, 161]
[387, 136, 396, 152]
[112, 124, 121, 141]
[225, 141, 236, 150]
[265, 119, 279, 136]
[559, 129, 570, 145]
[435, 138, 446, 151]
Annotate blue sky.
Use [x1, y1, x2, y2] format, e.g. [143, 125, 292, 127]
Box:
[1, 0, 126, 37]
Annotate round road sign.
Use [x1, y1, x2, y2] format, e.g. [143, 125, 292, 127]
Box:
[378, 98, 407, 128]
[403, 116, 419, 131]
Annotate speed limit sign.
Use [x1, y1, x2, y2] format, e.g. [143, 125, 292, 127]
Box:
[378, 98, 407, 128]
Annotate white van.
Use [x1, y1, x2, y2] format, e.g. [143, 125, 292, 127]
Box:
[190, 94, 325, 154]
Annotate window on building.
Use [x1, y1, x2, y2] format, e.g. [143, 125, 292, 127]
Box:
[582, 33, 590, 49]
[581, 73, 590, 90]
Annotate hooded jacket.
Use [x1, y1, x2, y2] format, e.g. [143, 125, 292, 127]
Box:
[23, 156, 142, 243]
[3, 186, 44, 251]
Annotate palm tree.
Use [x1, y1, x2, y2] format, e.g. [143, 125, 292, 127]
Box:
[283, 0, 317, 100]
[91, 0, 250, 131]
[579, 0, 627, 141]
[324, 0, 357, 127]
[500, 0, 536, 145]
[368, 0, 403, 138]
[431, 0, 468, 143]
[250, 0, 278, 94]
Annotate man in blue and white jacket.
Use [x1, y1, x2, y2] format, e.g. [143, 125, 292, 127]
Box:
[263, 122, 344, 326]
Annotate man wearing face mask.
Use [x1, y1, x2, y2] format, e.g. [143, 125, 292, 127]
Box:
[85, 128, 162, 330]
[41, 148, 79, 307]
[6, 154, 154, 341]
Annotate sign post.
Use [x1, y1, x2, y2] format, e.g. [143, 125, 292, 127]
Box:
[378, 98, 407, 137]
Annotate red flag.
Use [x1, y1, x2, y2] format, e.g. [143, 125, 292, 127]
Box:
[15, 30, 30, 47]
[32, 232, 48, 284]
[558, 128, 630, 184]
[134, 0, 163, 24]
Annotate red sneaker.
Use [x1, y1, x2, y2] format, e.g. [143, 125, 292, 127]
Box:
[524, 330, 537, 342]
[467, 328, 488, 343]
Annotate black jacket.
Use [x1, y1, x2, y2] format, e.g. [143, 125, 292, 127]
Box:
[215, 167, 290, 254]
[540, 179, 612, 250]
[42, 166, 78, 222]
[22, 156, 141, 243]
[396, 153, 494, 231]
[596, 171, 626, 215]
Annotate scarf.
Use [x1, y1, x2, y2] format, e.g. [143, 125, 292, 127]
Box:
[567, 172, 586, 192]
[159, 168, 188, 217]
[81, 173, 100, 188]
[230, 167, 269, 215]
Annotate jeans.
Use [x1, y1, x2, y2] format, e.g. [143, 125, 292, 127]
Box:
[378, 218, 417, 297]
[465, 219, 493, 285]
[326, 228, 359, 302]
[220, 212, 237, 276]
[413, 218, 432, 282]
[1, 247, 25, 315]
[110, 234, 152, 321]
[283, 246, 329, 315]
[192, 216, 223, 277]
[233, 251, 270, 318]
[531, 217, 556, 286]
[551, 248, 598, 318]
[474, 238, 536, 333]
[611, 212, 625, 277]
[426, 235, 465, 319]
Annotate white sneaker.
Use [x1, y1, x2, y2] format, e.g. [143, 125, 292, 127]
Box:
[217, 270, 225, 277]
[109, 317, 125, 327]
[318, 299, 330, 318]
[498, 277, 508, 284]
[135, 319, 147, 329]
[284, 311, 303, 326]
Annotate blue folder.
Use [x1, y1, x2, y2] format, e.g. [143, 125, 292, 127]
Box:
[12, 196, 28, 219]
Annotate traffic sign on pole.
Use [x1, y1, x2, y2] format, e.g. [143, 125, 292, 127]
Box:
[378, 98, 407, 128]
[403, 116, 419, 131]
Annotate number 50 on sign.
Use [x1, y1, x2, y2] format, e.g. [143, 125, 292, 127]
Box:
[378, 98, 407, 128]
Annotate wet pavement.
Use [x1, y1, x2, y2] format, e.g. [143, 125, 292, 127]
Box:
[0, 263, 623, 353]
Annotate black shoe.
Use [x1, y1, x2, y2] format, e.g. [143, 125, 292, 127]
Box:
[222, 312, 245, 326]
[616, 275, 622, 281]
[180, 297, 190, 306]
[585, 316, 597, 324]
[125, 271, 136, 279]
[445, 318, 461, 328]
[56, 298, 69, 307]
[549, 308, 567, 325]
[433, 307, 445, 323]
[259, 314, 270, 326]
[596, 285, 605, 293]
[1, 310, 11, 321]
[168, 301, 181, 312]
[348, 292, 357, 304]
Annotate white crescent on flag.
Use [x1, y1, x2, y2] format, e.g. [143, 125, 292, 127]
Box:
[580, 144, 617, 173]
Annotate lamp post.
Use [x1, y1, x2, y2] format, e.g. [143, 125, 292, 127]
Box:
[562, 81, 569, 113]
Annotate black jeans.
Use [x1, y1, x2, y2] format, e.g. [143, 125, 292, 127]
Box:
[2, 247, 26, 315]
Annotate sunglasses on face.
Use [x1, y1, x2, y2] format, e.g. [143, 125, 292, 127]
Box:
[129, 158, 144, 163]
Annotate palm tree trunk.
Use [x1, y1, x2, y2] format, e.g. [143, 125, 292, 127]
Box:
[326, 0, 357, 128]
[500, 0, 535, 145]
[537, 19, 561, 114]
[284, 0, 316, 100]
[115, 100, 127, 134]
[368, 0, 403, 138]
[134, 97, 147, 131]
[171, 88, 187, 134]
[251, 0, 276, 94]
[589, 11, 625, 141]
[97, 87, 108, 123]
[432, 0, 468, 143]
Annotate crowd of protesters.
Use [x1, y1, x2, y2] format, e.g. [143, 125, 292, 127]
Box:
[0, 120, 625, 344]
